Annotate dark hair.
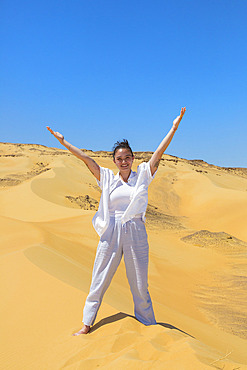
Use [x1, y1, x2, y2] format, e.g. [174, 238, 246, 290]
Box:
[112, 139, 133, 159]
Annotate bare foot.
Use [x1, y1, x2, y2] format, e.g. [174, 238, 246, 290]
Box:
[73, 325, 90, 336]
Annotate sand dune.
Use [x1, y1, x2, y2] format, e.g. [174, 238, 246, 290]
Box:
[1, 142, 247, 369]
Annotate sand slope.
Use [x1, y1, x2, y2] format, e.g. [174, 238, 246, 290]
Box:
[1, 142, 247, 369]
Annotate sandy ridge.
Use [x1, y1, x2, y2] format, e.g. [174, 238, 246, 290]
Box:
[0, 142, 247, 368]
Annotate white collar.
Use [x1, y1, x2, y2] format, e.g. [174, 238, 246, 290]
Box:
[114, 170, 137, 184]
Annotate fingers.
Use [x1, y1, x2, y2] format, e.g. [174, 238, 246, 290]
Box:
[46, 126, 55, 135]
[180, 107, 186, 117]
[46, 126, 52, 132]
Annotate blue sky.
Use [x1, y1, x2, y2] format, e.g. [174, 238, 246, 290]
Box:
[1, 0, 246, 167]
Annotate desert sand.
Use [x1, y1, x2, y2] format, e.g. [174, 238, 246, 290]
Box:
[1, 142, 247, 369]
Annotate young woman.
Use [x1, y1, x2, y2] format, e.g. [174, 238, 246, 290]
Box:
[46, 107, 186, 335]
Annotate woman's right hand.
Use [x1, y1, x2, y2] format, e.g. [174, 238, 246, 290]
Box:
[46, 126, 64, 143]
[46, 125, 100, 181]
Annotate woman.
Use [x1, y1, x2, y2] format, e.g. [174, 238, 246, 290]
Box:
[46, 107, 186, 335]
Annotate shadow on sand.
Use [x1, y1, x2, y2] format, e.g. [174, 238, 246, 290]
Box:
[88, 312, 194, 338]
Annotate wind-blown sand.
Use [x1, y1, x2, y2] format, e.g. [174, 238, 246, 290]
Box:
[1, 142, 247, 369]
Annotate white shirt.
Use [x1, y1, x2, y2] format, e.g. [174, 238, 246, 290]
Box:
[92, 161, 156, 237]
[109, 181, 134, 213]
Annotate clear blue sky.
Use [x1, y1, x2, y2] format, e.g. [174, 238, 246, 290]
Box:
[1, 0, 246, 167]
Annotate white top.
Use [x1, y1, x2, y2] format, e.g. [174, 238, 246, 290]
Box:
[109, 180, 134, 213]
[92, 161, 157, 237]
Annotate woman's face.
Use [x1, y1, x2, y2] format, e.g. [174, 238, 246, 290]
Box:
[113, 148, 134, 173]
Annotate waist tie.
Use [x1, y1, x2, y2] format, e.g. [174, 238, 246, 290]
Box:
[109, 211, 143, 233]
[109, 211, 142, 220]
[109, 210, 125, 220]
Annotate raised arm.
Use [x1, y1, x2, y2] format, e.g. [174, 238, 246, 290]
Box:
[149, 107, 186, 176]
[46, 126, 100, 181]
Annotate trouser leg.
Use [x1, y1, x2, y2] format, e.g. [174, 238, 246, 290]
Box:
[82, 222, 122, 326]
[123, 219, 156, 325]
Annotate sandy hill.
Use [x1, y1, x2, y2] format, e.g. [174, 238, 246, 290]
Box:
[0, 142, 247, 369]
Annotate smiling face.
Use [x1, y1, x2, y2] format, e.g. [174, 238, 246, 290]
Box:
[113, 148, 134, 174]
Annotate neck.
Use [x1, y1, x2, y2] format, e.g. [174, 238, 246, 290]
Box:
[120, 170, 131, 182]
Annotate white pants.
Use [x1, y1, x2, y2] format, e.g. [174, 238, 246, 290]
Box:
[83, 215, 156, 326]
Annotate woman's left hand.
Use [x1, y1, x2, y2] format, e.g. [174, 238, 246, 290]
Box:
[173, 107, 186, 131]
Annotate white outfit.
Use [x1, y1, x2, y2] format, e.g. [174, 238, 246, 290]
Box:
[92, 161, 156, 236]
[109, 179, 133, 213]
[83, 161, 157, 326]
